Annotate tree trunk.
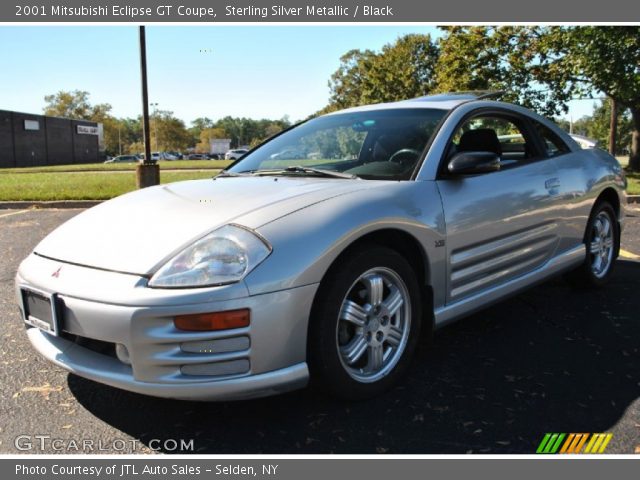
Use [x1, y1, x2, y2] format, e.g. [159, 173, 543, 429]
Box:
[608, 98, 618, 156]
[629, 107, 640, 172]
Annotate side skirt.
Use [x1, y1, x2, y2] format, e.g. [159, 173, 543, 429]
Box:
[433, 245, 586, 329]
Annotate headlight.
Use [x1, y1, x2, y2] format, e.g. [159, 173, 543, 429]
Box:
[148, 225, 271, 288]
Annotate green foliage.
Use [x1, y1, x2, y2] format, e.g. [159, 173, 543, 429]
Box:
[433, 26, 640, 168]
[196, 127, 227, 153]
[537, 27, 640, 110]
[434, 26, 572, 116]
[214, 116, 291, 148]
[326, 34, 439, 111]
[44, 90, 112, 121]
[149, 110, 192, 152]
[536, 26, 640, 169]
[43, 90, 292, 157]
[573, 100, 633, 154]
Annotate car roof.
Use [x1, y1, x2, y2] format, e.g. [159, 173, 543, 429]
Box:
[326, 91, 505, 115]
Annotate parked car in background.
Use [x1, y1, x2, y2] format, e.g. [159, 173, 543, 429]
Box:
[187, 153, 210, 160]
[158, 152, 178, 161]
[166, 151, 183, 160]
[225, 148, 249, 160]
[138, 152, 160, 163]
[269, 147, 306, 161]
[16, 92, 625, 402]
[570, 134, 599, 149]
[104, 155, 139, 164]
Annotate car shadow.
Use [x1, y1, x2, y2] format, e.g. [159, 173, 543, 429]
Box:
[67, 260, 640, 454]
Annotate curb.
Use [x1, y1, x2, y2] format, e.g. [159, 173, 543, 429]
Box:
[0, 200, 103, 210]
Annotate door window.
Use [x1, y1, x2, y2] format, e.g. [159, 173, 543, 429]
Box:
[448, 115, 536, 169]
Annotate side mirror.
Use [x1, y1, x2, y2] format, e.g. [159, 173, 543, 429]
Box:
[447, 151, 500, 175]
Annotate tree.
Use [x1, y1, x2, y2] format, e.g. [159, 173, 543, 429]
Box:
[44, 90, 112, 121]
[150, 110, 192, 152]
[196, 127, 227, 153]
[434, 27, 571, 116]
[213, 116, 291, 148]
[326, 34, 439, 111]
[435, 26, 640, 169]
[536, 27, 640, 169]
[572, 100, 632, 154]
[189, 117, 215, 145]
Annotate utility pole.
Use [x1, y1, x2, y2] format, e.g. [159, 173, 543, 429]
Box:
[609, 97, 618, 156]
[136, 26, 160, 188]
[569, 115, 574, 135]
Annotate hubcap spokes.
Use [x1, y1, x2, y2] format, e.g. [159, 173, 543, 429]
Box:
[590, 212, 614, 278]
[337, 268, 410, 383]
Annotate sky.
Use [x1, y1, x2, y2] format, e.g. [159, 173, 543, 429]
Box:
[0, 26, 597, 125]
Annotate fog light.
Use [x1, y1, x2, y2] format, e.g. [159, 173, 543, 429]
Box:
[115, 343, 131, 365]
[174, 309, 250, 331]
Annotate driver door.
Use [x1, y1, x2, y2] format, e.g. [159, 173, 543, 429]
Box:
[436, 112, 562, 304]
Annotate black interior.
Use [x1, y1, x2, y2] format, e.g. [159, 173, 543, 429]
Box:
[458, 128, 503, 155]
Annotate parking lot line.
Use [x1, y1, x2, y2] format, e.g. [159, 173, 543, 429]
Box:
[0, 209, 29, 219]
[619, 249, 640, 260]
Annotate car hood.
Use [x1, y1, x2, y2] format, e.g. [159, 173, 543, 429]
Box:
[34, 176, 372, 275]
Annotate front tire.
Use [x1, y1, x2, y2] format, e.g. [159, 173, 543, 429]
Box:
[308, 245, 422, 400]
[566, 201, 619, 288]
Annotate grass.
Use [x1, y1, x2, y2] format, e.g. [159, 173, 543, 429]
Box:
[0, 159, 231, 173]
[0, 170, 218, 201]
[625, 172, 640, 195]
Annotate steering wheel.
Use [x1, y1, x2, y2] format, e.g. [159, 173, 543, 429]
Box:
[389, 148, 421, 167]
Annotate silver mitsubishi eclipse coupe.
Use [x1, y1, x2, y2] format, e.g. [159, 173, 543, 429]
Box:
[16, 92, 626, 401]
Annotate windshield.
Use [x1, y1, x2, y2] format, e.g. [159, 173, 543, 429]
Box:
[227, 108, 445, 180]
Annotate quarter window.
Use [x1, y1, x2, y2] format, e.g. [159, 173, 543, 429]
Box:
[535, 122, 571, 157]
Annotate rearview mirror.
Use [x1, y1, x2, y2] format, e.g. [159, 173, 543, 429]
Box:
[447, 151, 500, 175]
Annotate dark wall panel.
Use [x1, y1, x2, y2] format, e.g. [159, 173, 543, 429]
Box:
[0, 110, 14, 168]
[0, 112, 99, 168]
[45, 117, 73, 165]
[13, 113, 46, 167]
[72, 120, 99, 164]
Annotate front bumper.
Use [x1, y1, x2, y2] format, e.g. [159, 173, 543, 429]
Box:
[16, 254, 317, 401]
[27, 329, 308, 401]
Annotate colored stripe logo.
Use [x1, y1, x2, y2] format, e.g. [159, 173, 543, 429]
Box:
[537, 433, 612, 454]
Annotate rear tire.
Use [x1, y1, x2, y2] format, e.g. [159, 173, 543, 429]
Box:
[307, 245, 422, 400]
[565, 201, 619, 288]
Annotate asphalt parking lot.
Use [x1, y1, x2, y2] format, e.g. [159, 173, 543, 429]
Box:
[1, 207, 639, 454]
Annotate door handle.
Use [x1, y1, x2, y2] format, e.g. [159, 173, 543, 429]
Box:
[545, 178, 560, 190]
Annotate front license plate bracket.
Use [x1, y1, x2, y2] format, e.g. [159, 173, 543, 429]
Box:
[20, 286, 60, 336]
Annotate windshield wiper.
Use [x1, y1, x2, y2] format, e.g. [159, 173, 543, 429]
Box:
[216, 170, 255, 177]
[257, 166, 358, 179]
[217, 166, 357, 179]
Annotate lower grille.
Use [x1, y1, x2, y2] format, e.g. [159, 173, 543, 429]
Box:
[181, 359, 250, 377]
[62, 332, 117, 360]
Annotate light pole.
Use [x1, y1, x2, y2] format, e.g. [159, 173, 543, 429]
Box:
[136, 26, 159, 188]
[151, 102, 159, 153]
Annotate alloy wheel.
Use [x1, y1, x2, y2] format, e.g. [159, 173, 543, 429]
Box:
[589, 210, 615, 279]
[336, 267, 411, 383]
